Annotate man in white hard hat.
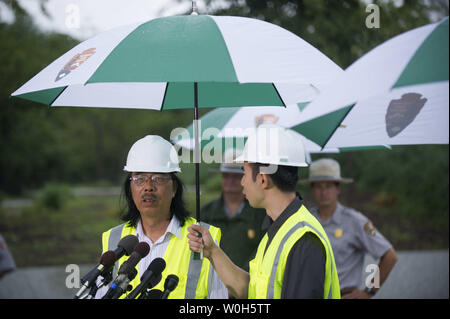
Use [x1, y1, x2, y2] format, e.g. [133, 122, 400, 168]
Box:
[188, 125, 340, 299]
[301, 158, 398, 299]
[201, 148, 266, 273]
[96, 135, 227, 299]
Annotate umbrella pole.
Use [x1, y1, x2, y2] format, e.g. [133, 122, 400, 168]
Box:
[194, 82, 201, 223]
[193, 82, 203, 260]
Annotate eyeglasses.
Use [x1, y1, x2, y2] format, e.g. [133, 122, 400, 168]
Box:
[130, 174, 172, 187]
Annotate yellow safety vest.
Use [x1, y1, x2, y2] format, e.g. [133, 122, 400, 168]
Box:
[248, 205, 341, 299]
[101, 217, 221, 299]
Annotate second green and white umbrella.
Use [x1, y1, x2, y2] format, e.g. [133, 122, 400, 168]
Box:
[173, 103, 341, 157]
[293, 17, 449, 149]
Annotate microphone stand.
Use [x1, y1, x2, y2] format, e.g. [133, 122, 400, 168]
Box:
[137, 288, 150, 299]
[78, 270, 113, 299]
[85, 284, 99, 300]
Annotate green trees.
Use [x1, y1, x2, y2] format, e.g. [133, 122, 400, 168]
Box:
[0, 1, 197, 194]
[206, 0, 449, 223]
[1, 0, 448, 221]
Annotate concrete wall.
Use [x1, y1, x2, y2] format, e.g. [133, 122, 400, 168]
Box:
[363, 250, 449, 299]
[0, 250, 448, 299]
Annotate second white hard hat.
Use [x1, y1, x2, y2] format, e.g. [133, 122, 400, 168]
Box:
[124, 135, 181, 173]
[235, 124, 308, 167]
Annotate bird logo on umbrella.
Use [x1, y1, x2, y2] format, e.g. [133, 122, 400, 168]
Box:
[55, 47, 96, 82]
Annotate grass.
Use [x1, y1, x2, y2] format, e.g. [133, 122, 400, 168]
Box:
[0, 181, 448, 267]
[0, 194, 121, 267]
[0, 182, 223, 267]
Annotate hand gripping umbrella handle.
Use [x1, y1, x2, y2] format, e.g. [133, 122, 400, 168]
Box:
[193, 223, 203, 260]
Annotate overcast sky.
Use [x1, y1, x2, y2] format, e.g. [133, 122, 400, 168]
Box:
[2, 0, 228, 40]
[1, 0, 446, 40]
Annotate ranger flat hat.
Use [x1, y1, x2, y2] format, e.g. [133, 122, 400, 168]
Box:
[299, 158, 353, 184]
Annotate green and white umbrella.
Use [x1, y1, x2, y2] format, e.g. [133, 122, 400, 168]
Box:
[173, 102, 341, 157]
[11, 13, 342, 226]
[11, 14, 342, 110]
[293, 17, 449, 149]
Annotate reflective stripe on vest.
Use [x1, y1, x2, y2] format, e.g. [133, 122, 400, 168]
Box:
[266, 220, 336, 299]
[102, 218, 220, 299]
[248, 205, 340, 299]
[107, 223, 124, 278]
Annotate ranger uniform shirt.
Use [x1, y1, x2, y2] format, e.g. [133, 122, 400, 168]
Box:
[310, 202, 393, 290]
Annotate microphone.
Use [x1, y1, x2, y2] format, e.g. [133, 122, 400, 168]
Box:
[110, 263, 138, 299]
[136, 273, 162, 299]
[84, 269, 113, 299]
[114, 235, 139, 260]
[161, 274, 179, 299]
[126, 258, 166, 299]
[74, 250, 117, 299]
[145, 289, 163, 299]
[102, 242, 150, 299]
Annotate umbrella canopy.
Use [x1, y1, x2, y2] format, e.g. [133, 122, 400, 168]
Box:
[12, 15, 342, 109]
[292, 17, 449, 149]
[11, 14, 343, 231]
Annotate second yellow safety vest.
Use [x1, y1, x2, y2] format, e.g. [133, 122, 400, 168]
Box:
[248, 205, 341, 299]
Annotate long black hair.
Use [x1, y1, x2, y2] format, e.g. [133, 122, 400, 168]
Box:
[120, 172, 190, 228]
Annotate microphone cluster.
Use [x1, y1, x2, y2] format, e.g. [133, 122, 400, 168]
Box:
[73, 235, 178, 299]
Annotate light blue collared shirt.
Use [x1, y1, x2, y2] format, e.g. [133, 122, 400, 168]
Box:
[310, 203, 392, 290]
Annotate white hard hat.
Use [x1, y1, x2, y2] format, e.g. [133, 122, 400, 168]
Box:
[235, 124, 308, 167]
[124, 135, 181, 173]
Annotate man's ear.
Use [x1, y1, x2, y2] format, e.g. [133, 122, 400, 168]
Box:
[259, 173, 273, 190]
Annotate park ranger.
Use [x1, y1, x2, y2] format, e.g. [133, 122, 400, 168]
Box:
[301, 158, 398, 298]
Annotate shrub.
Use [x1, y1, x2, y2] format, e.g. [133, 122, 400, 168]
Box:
[36, 183, 73, 211]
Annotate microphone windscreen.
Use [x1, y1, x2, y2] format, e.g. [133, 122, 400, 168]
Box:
[118, 261, 138, 278]
[100, 251, 117, 267]
[149, 273, 162, 289]
[118, 235, 139, 255]
[134, 242, 150, 258]
[149, 258, 166, 274]
[165, 274, 179, 291]
[147, 289, 163, 299]
[120, 242, 150, 271]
